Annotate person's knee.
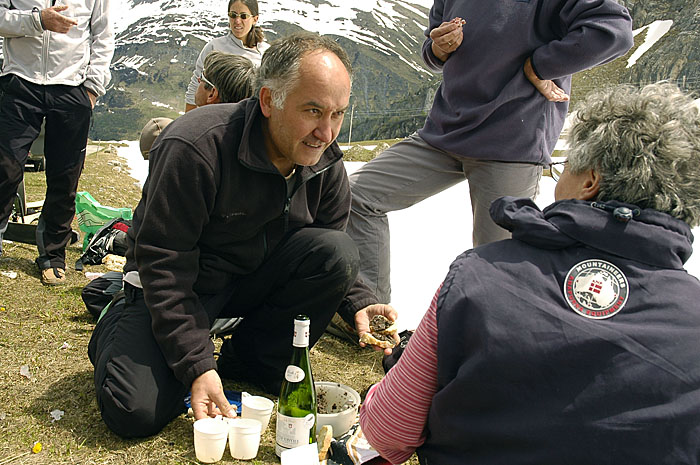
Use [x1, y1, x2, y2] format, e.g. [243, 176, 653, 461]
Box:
[313, 230, 360, 280]
[96, 384, 168, 438]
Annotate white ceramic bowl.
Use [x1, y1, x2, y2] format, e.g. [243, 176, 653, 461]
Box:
[315, 381, 361, 438]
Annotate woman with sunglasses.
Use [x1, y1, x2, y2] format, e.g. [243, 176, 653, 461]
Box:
[185, 0, 268, 112]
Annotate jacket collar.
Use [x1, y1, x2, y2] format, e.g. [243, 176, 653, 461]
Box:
[236, 98, 344, 178]
[490, 196, 694, 270]
[226, 31, 262, 53]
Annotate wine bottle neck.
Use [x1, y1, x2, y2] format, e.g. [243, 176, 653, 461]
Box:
[292, 324, 310, 348]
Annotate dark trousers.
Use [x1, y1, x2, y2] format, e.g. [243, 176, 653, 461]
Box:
[0, 74, 92, 267]
[88, 228, 360, 438]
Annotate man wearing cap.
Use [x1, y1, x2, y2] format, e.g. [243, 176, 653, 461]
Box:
[89, 32, 397, 438]
[0, 0, 114, 284]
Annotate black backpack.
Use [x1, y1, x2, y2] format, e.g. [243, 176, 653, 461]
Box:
[75, 217, 131, 271]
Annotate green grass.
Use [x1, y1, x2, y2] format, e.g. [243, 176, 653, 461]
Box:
[0, 146, 418, 464]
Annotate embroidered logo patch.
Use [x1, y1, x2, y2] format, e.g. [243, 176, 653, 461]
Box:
[563, 259, 629, 319]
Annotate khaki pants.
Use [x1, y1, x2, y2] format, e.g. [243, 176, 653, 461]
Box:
[347, 133, 542, 303]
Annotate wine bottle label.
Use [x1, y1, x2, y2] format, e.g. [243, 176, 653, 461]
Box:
[275, 412, 316, 456]
[284, 365, 305, 383]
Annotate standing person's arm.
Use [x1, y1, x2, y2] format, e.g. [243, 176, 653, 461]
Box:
[0, 0, 75, 37]
[360, 287, 440, 464]
[83, 0, 114, 104]
[185, 41, 214, 111]
[527, 0, 633, 85]
[421, 0, 464, 70]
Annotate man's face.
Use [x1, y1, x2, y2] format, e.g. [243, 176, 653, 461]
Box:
[194, 80, 210, 107]
[260, 51, 351, 171]
[194, 70, 218, 107]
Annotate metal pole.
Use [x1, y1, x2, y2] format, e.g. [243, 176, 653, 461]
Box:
[348, 104, 354, 144]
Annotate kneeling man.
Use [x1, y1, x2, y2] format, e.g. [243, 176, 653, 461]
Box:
[89, 32, 394, 438]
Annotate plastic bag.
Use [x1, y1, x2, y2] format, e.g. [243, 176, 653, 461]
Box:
[75, 191, 132, 250]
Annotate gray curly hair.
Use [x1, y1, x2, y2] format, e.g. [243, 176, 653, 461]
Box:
[255, 32, 352, 110]
[567, 82, 700, 226]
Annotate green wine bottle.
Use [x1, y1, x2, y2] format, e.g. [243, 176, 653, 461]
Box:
[275, 315, 317, 457]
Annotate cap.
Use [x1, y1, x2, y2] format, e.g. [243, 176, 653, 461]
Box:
[139, 117, 173, 160]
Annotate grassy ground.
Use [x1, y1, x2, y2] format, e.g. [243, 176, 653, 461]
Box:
[0, 145, 415, 464]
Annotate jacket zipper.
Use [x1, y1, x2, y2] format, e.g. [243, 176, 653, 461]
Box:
[282, 162, 337, 231]
[41, 0, 52, 82]
[42, 29, 50, 82]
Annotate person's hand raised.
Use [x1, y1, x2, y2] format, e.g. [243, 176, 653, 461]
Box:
[430, 17, 466, 61]
[40, 6, 78, 34]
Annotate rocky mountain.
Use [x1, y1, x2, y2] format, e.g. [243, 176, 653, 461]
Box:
[619, 0, 699, 89]
[1, 0, 698, 141]
[95, 0, 439, 141]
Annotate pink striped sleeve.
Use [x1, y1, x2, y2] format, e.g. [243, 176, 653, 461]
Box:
[359, 286, 440, 464]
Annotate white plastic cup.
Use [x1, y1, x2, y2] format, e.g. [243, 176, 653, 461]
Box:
[241, 395, 275, 431]
[193, 417, 229, 463]
[228, 418, 262, 460]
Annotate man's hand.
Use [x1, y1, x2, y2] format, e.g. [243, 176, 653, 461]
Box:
[40, 6, 78, 34]
[355, 304, 399, 355]
[190, 369, 237, 421]
[430, 17, 466, 62]
[87, 89, 97, 109]
[524, 58, 570, 102]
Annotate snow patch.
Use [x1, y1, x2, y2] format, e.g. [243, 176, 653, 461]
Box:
[627, 20, 673, 68]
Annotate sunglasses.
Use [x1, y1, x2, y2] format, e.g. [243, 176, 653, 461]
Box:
[198, 69, 216, 89]
[228, 11, 252, 19]
[548, 160, 568, 182]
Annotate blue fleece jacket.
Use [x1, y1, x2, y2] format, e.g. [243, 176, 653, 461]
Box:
[418, 0, 634, 164]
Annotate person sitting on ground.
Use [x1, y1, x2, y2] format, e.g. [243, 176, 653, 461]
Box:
[88, 32, 397, 439]
[360, 82, 700, 464]
[140, 51, 256, 160]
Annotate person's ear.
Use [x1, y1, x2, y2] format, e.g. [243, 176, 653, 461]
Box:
[580, 169, 601, 200]
[259, 87, 273, 117]
[207, 87, 220, 105]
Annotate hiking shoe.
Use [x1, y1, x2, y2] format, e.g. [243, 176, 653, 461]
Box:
[325, 313, 357, 344]
[40, 267, 66, 285]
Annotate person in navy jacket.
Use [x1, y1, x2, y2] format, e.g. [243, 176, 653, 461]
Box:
[361, 83, 700, 464]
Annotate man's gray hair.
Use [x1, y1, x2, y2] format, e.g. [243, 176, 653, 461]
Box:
[567, 82, 700, 226]
[203, 51, 256, 104]
[255, 32, 352, 109]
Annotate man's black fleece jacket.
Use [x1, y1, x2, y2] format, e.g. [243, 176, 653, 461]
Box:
[123, 99, 378, 387]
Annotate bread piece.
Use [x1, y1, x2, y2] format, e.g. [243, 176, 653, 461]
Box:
[359, 331, 397, 349]
[317, 424, 333, 462]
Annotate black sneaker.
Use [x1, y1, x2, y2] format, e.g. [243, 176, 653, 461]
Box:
[325, 313, 357, 344]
